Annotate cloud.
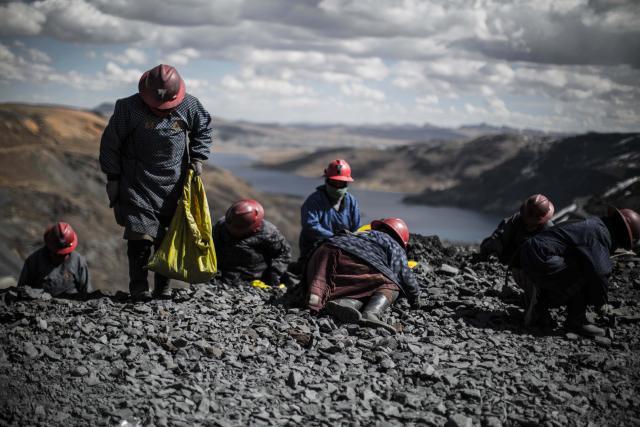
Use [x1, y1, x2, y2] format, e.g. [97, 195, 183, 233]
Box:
[0, 3, 46, 36]
[340, 82, 385, 101]
[221, 69, 314, 97]
[160, 48, 200, 66]
[105, 48, 147, 65]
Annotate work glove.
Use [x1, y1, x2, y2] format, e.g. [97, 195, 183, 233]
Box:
[106, 180, 119, 207]
[189, 160, 203, 177]
[263, 270, 281, 288]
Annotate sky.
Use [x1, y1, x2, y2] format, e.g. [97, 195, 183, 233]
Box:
[0, 0, 639, 132]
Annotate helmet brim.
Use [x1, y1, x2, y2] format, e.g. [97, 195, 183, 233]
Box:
[608, 206, 633, 249]
[325, 175, 354, 182]
[55, 232, 77, 255]
[371, 220, 407, 248]
[138, 72, 186, 109]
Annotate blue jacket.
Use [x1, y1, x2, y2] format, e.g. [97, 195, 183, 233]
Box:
[299, 185, 360, 257]
[326, 230, 420, 303]
[519, 217, 613, 305]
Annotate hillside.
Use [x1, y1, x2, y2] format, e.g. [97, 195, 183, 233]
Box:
[264, 133, 640, 215]
[0, 103, 301, 292]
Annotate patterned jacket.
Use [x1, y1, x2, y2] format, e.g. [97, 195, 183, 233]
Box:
[99, 93, 212, 238]
[214, 219, 292, 285]
[325, 230, 420, 303]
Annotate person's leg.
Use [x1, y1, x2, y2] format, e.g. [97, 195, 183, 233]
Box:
[305, 245, 336, 312]
[127, 239, 153, 300]
[360, 290, 399, 333]
[565, 290, 605, 337]
[152, 238, 172, 299]
[325, 298, 364, 323]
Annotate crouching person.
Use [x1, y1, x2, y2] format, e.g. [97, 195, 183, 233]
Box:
[519, 207, 640, 336]
[305, 218, 422, 333]
[214, 199, 292, 287]
[18, 222, 93, 297]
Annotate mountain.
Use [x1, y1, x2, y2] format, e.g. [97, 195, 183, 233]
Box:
[0, 103, 301, 291]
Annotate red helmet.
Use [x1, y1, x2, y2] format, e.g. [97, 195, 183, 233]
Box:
[520, 194, 554, 226]
[138, 64, 186, 109]
[225, 199, 265, 238]
[44, 222, 78, 255]
[608, 206, 640, 249]
[371, 218, 410, 248]
[324, 159, 354, 182]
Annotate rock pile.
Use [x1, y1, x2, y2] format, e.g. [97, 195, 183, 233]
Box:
[1, 236, 639, 426]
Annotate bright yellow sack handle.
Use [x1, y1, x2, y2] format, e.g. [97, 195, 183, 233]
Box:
[357, 224, 371, 232]
[408, 260, 418, 269]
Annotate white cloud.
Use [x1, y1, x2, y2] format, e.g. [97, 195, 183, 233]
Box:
[161, 48, 200, 66]
[105, 48, 147, 65]
[221, 71, 314, 97]
[341, 83, 385, 101]
[26, 48, 52, 63]
[416, 94, 439, 105]
[0, 3, 46, 36]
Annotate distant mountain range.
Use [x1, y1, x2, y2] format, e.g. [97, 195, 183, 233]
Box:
[93, 102, 567, 145]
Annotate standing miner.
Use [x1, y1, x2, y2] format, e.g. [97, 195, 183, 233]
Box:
[519, 207, 640, 336]
[100, 64, 212, 300]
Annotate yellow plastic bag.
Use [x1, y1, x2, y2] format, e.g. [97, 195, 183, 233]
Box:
[251, 280, 286, 290]
[147, 170, 217, 283]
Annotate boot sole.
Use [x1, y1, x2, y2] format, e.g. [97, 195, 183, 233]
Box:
[325, 301, 362, 323]
[360, 317, 397, 334]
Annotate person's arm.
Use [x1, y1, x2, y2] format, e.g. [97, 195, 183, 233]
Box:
[99, 100, 129, 180]
[188, 97, 213, 163]
[301, 198, 334, 240]
[350, 196, 361, 231]
[394, 247, 421, 305]
[76, 256, 93, 294]
[479, 215, 517, 261]
[17, 255, 35, 288]
[265, 230, 292, 282]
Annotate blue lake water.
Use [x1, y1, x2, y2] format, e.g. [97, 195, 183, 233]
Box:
[209, 152, 500, 243]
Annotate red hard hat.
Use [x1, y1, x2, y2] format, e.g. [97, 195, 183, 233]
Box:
[371, 218, 410, 248]
[324, 159, 354, 182]
[520, 194, 554, 226]
[138, 64, 186, 109]
[44, 222, 78, 255]
[225, 199, 265, 237]
[608, 206, 640, 249]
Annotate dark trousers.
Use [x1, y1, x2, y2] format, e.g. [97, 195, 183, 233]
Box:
[127, 240, 169, 294]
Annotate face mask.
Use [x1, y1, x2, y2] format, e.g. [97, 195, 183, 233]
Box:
[326, 182, 348, 199]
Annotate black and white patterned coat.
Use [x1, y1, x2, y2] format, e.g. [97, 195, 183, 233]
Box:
[99, 93, 212, 238]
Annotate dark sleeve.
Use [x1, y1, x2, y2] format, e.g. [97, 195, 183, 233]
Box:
[387, 239, 420, 302]
[76, 256, 93, 294]
[17, 255, 36, 288]
[264, 229, 292, 277]
[188, 97, 213, 162]
[99, 100, 129, 179]
[480, 215, 516, 262]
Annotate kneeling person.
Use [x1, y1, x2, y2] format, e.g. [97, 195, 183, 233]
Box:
[18, 222, 93, 297]
[520, 207, 640, 336]
[305, 218, 422, 332]
[214, 199, 292, 287]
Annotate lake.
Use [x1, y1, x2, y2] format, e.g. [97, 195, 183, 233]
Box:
[209, 152, 501, 243]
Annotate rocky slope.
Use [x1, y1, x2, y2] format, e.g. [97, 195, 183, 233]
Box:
[0, 104, 301, 292]
[0, 236, 638, 426]
[264, 132, 640, 215]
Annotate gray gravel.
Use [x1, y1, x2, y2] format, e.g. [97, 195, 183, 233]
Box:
[0, 234, 639, 426]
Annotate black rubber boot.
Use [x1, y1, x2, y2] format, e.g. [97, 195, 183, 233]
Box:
[360, 293, 396, 333]
[565, 292, 605, 337]
[127, 240, 152, 301]
[325, 298, 363, 323]
[153, 273, 172, 300]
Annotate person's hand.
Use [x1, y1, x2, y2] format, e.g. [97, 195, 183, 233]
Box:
[189, 160, 203, 176]
[106, 180, 119, 207]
